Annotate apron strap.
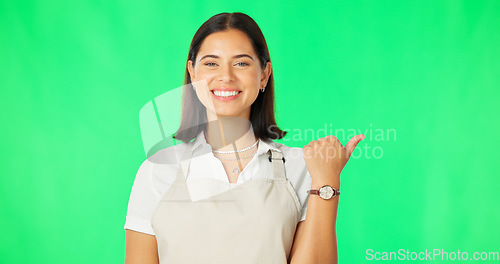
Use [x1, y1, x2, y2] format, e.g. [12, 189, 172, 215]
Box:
[174, 143, 194, 183]
[268, 149, 287, 181]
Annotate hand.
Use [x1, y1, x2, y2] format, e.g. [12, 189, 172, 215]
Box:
[303, 134, 365, 188]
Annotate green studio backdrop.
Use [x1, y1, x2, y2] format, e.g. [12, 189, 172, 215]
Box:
[1, 0, 499, 263]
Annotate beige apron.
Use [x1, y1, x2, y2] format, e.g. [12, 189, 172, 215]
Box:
[151, 146, 302, 263]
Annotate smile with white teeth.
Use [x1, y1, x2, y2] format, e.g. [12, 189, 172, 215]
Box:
[213, 90, 241, 97]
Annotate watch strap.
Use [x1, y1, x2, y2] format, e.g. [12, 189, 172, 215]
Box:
[307, 189, 320, 195]
[307, 186, 340, 197]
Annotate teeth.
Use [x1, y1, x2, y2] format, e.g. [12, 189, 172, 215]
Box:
[213, 90, 240, 97]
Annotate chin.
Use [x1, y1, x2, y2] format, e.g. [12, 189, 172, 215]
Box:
[208, 107, 250, 119]
[214, 111, 240, 117]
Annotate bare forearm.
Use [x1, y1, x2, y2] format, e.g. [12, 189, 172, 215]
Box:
[291, 177, 339, 264]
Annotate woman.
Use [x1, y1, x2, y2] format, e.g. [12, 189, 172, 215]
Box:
[124, 12, 364, 264]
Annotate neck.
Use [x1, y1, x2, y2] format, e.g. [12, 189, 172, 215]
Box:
[204, 116, 257, 152]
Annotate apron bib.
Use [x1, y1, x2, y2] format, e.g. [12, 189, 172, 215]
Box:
[151, 146, 302, 264]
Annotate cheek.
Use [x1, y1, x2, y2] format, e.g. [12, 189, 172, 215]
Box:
[241, 71, 261, 87]
[193, 79, 214, 109]
[195, 69, 215, 82]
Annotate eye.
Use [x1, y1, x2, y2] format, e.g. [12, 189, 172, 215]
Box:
[204, 62, 217, 67]
[236, 62, 249, 66]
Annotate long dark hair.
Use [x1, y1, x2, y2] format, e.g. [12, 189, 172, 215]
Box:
[173, 12, 287, 144]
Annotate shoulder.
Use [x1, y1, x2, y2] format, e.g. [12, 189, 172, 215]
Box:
[131, 142, 190, 183]
[146, 141, 192, 165]
[129, 142, 194, 202]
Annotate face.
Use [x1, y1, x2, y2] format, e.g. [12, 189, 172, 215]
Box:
[187, 29, 272, 120]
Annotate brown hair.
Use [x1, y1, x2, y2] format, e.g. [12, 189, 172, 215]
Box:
[173, 12, 287, 143]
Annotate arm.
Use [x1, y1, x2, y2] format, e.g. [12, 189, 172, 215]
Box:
[124, 230, 159, 264]
[289, 134, 365, 264]
[289, 179, 339, 264]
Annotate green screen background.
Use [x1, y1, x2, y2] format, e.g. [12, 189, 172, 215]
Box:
[1, 0, 499, 263]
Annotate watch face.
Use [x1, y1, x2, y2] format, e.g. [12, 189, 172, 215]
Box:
[319, 185, 334, 199]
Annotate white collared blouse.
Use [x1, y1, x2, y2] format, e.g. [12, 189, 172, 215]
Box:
[124, 131, 312, 235]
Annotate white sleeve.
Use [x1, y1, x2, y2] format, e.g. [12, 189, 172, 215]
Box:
[284, 147, 312, 223]
[124, 158, 159, 236]
[299, 170, 311, 222]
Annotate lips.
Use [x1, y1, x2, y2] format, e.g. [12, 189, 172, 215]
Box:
[212, 90, 241, 96]
[210, 88, 242, 101]
[210, 87, 242, 98]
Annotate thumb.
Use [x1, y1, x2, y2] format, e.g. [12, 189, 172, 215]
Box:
[345, 134, 365, 158]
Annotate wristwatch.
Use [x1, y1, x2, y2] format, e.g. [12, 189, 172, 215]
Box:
[307, 185, 340, 200]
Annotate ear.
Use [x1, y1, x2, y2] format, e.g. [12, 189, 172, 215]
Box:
[260, 62, 272, 88]
[187, 60, 195, 82]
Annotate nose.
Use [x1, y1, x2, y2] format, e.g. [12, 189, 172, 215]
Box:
[217, 63, 235, 82]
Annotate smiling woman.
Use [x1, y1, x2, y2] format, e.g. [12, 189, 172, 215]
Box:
[124, 11, 361, 264]
[175, 12, 285, 144]
[187, 28, 269, 119]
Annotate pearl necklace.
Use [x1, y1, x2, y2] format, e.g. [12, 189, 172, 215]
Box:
[213, 144, 258, 175]
[212, 140, 259, 154]
[213, 149, 258, 161]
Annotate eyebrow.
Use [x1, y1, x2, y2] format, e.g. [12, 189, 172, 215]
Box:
[199, 54, 254, 61]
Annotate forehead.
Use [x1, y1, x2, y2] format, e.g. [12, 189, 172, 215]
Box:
[197, 29, 256, 59]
